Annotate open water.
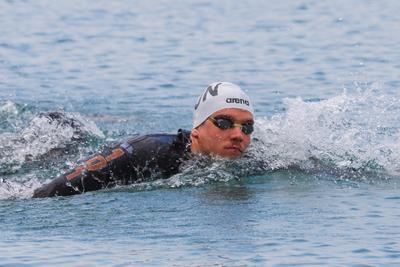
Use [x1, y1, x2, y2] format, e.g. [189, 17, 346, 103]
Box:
[1, 0, 400, 266]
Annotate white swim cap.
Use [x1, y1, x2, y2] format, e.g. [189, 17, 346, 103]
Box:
[193, 82, 254, 128]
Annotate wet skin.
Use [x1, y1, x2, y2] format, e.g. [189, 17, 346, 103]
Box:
[190, 108, 254, 158]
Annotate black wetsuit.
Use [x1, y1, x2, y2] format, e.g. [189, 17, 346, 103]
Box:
[33, 129, 191, 198]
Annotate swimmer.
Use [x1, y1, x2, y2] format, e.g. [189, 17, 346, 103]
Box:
[32, 82, 255, 198]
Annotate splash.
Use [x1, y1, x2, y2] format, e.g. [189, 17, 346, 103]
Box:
[0, 101, 28, 132]
[0, 100, 19, 115]
[252, 87, 400, 176]
[0, 110, 105, 173]
[125, 157, 243, 191]
[0, 177, 42, 200]
[124, 88, 400, 192]
[3, 88, 400, 199]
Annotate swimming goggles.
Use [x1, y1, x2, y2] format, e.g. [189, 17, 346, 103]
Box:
[208, 116, 254, 135]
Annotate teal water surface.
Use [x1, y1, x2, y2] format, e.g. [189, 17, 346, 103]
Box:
[1, 0, 400, 266]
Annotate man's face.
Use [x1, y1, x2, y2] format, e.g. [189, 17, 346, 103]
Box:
[191, 108, 254, 158]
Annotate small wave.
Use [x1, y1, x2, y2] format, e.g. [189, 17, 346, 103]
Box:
[115, 155, 270, 192]
[0, 100, 20, 115]
[0, 110, 105, 174]
[252, 86, 400, 177]
[0, 100, 30, 132]
[0, 177, 43, 200]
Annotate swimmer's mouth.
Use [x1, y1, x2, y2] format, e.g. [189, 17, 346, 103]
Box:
[225, 146, 243, 153]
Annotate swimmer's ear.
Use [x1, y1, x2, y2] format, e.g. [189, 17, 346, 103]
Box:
[190, 128, 200, 145]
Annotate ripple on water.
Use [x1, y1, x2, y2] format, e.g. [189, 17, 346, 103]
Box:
[2, 0, 400, 266]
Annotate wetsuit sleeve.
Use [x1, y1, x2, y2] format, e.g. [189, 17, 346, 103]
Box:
[32, 145, 132, 198]
[32, 131, 190, 198]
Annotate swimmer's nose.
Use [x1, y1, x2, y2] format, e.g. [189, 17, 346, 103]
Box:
[230, 126, 244, 142]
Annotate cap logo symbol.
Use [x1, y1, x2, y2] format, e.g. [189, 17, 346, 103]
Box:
[194, 82, 221, 110]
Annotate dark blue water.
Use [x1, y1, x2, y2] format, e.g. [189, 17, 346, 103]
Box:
[1, 0, 400, 266]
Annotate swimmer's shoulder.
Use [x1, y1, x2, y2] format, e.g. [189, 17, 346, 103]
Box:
[116, 129, 191, 154]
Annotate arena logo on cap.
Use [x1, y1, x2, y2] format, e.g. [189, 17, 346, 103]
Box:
[226, 98, 250, 106]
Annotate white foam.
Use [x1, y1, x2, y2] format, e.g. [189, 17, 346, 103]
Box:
[0, 100, 19, 115]
[0, 177, 43, 200]
[253, 87, 400, 175]
[0, 110, 104, 171]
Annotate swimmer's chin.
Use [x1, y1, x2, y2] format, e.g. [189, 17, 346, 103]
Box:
[222, 146, 244, 158]
[209, 147, 243, 159]
[193, 149, 243, 159]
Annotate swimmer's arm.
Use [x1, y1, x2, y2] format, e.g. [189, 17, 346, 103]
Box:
[32, 146, 133, 198]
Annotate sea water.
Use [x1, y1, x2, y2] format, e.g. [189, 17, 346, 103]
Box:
[1, 0, 400, 266]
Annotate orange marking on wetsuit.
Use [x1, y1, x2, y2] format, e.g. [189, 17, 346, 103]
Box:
[105, 148, 125, 161]
[65, 148, 125, 180]
[85, 155, 107, 171]
[66, 165, 85, 181]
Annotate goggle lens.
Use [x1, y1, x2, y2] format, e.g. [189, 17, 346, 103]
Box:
[210, 117, 254, 135]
